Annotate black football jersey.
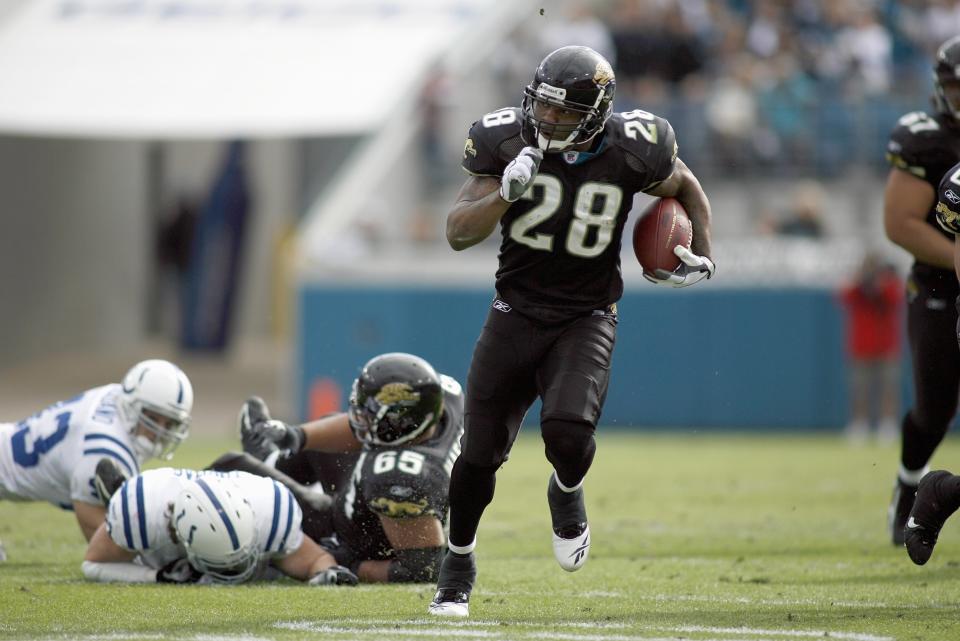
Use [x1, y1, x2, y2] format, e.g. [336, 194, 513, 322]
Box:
[886, 110, 960, 247]
[331, 375, 464, 561]
[463, 107, 678, 323]
[936, 161, 960, 234]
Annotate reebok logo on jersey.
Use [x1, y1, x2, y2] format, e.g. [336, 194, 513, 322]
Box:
[493, 299, 512, 313]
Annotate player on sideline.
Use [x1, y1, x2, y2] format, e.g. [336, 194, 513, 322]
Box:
[0, 359, 192, 560]
[883, 35, 960, 545]
[82, 467, 358, 585]
[429, 46, 714, 617]
[226, 352, 464, 584]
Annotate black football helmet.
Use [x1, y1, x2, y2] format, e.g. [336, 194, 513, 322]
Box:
[521, 46, 616, 152]
[347, 352, 444, 446]
[933, 35, 960, 121]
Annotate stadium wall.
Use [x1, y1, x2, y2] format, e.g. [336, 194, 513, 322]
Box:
[296, 284, 908, 430]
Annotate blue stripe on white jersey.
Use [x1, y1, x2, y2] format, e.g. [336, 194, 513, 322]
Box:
[82, 447, 136, 477]
[277, 489, 295, 552]
[84, 434, 138, 471]
[120, 480, 134, 549]
[264, 481, 282, 551]
[135, 476, 148, 549]
[195, 478, 240, 550]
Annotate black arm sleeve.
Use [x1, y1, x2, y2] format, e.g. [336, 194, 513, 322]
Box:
[386, 546, 445, 583]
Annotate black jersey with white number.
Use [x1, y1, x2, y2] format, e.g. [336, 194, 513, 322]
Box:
[886, 111, 960, 253]
[463, 107, 678, 324]
[331, 375, 464, 561]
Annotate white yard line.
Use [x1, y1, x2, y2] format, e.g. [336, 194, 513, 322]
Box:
[670, 626, 894, 641]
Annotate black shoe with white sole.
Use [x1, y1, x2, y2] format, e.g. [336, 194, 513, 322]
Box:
[548, 473, 590, 572]
[428, 551, 475, 617]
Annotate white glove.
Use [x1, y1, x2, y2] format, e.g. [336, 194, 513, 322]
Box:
[500, 146, 543, 202]
[643, 245, 716, 288]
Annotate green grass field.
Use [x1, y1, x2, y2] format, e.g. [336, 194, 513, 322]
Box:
[1, 432, 958, 641]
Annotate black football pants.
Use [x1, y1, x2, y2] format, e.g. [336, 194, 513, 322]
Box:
[447, 300, 617, 548]
[901, 270, 960, 471]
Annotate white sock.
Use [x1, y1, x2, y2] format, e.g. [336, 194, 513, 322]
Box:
[899, 464, 930, 486]
[448, 538, 476, 555]
[553, 471, 584, 493]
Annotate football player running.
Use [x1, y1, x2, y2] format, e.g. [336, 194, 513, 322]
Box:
[900, 153, 960, 565]
[0, 359, 192, 559]
[228, 352, 463, 584]
[883, 35, 960, 546]
[430, 46, 714, 617]
[81, 467, 357, 585]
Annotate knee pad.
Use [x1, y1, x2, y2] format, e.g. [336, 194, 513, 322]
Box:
[541, 419, 596, 487]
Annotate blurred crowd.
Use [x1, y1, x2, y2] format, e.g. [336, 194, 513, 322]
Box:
[494, 0, 960, 179]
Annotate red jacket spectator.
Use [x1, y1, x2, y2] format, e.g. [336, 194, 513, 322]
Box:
[839, 262, 903, 360]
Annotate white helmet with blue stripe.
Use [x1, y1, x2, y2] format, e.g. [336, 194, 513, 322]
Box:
[119, 359, 193, 461]
[173, 477, 259, 584]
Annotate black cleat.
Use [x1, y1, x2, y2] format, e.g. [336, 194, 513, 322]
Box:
[904, 470, 957, 566]
[548, 473, 590, 571]
[888, 477, 918, 546]
[239, 396, 278, 461]
[428, 551, 475, 617]
[94, 457, 129, 506]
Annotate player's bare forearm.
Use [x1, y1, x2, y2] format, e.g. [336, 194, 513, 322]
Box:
[884, 170, 952, 269]
[446, 175, 509, 251]
[73, 501, 106, 542]
[301, 413, 362, 453]
[646, 158, 712, 258]
[356, 559, 391, 582]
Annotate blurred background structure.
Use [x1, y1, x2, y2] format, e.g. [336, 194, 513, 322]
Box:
[0, 0, 949, 434]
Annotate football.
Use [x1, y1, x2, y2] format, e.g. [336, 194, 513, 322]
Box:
[632, 197, 693, 277]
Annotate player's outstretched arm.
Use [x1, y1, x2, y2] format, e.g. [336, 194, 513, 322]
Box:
[81, 523, 155, 583]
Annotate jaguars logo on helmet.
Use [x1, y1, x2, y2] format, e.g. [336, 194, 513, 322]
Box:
[348, 353, 444, 446]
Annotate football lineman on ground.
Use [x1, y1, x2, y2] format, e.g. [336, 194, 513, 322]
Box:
[0, 359, 192, 558]
[81, 467, 357, 585]
[217, 352, 464, 585]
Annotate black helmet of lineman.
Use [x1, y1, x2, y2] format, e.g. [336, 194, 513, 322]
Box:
[933, 35, 960, 121]
[521, 45, 616, 152]
[348, 352, 444, 446]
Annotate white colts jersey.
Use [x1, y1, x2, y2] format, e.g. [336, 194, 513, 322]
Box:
[105, 468, 304, 572]
[0, 384, 141, 508]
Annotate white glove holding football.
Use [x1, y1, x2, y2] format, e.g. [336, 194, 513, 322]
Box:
[500, 146, 543, 202]
[645, 246, 716, 288]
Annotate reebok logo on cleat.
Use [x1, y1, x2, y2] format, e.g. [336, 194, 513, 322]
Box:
[569, 533, 590, 564]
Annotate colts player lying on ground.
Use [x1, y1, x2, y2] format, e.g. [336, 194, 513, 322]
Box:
[81, 467, 357, 585]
